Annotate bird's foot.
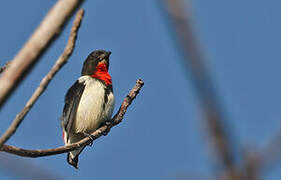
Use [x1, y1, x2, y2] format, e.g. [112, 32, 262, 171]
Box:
[101, 121, 112, 136]
[83, 133, 95, 146]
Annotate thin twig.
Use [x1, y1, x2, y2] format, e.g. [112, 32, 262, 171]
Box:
[0, 9, 85, 148]
[0, 79, 144, 157]
[0, 0, 84, 108]
[163, 0, 239, 179]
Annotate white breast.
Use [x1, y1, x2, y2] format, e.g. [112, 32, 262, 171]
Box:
[74, 76, 114, 133]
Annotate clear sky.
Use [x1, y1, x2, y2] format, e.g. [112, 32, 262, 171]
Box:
[0, 0, 281, 180]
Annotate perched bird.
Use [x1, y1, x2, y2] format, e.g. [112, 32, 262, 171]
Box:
[61, 50, 115, 169]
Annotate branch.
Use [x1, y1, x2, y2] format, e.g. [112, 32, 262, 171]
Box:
[163, 0, 240, 179]
[0, 79, 144, 157]
[0, 61, 10, 74]
[0, 9, 85, 148]
[0, 0, 84, 108]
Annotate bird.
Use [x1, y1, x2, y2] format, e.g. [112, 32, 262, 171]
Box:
[61, 50, 115, 169]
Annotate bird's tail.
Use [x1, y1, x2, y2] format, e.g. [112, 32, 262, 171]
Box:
[64, 132, 86, 169]
[67, 147, 85, 169]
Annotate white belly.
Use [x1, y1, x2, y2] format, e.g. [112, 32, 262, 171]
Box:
[74, 76, 114, 133]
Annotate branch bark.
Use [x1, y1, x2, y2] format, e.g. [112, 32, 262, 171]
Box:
[0, 61, 10, 74]
[0, 9, 84, 148]
[0, 0, 84, 108]
[0, 79, 144, 157]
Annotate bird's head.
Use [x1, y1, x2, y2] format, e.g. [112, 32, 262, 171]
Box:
[81, 50, 111, 76]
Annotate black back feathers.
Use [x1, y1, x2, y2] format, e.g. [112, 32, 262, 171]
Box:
[62, 80, 85, 138]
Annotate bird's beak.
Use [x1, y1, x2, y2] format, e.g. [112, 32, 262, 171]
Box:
[106, 51, 111, 58]
[99, 51, 111, 66]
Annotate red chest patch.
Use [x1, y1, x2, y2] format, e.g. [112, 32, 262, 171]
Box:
[91, 63, 112, 85]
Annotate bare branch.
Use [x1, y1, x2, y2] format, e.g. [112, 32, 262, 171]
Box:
[0, 0, 84, 108]
[0, 9, 85, 148]
[0, 79, 144, 157]
[163, 0, 240, 179]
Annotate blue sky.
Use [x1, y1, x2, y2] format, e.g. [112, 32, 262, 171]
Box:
[0, 0, 281, 179]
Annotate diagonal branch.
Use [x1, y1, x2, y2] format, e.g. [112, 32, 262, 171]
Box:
[0, 61, 11, 74]
[163, 0, 240, 179]
[0, 0, 84, 108]
[0, 79, 144, 158]
[0, 9, 85, 148]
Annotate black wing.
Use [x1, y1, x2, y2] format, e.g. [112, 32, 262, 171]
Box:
[61, 80, 85, 138]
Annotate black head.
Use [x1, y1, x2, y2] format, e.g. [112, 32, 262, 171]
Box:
[81, 50, 111, 76]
